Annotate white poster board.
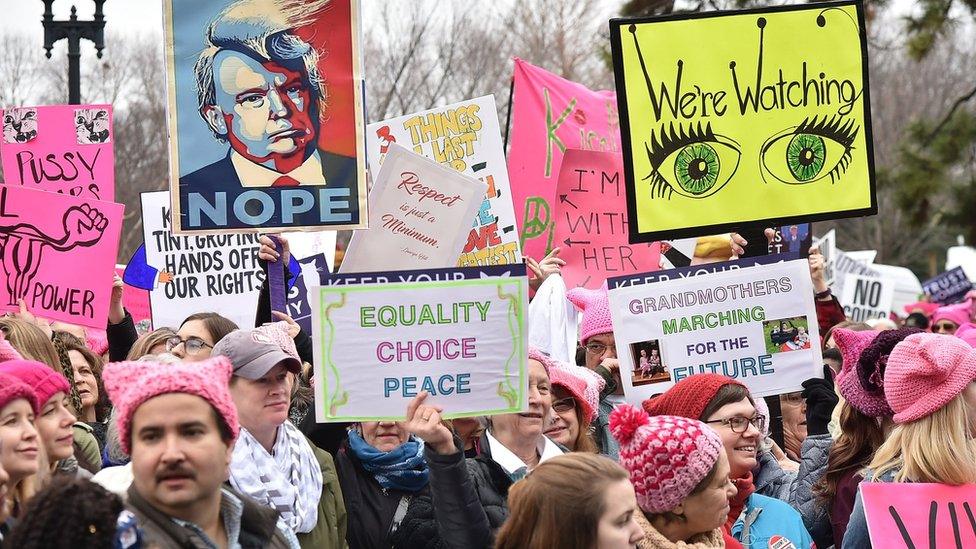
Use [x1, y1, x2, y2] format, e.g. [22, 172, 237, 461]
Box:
[813, 229, 837, 287]
[608, 259, 822, 402]
[341, 144, 488, 272]
[840, 273, 895, 322]
[310, 273, 528, 421]
[140, 191, 263, 330]
[366, 95, 521, 266]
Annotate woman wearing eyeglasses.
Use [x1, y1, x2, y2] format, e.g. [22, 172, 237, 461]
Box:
[929, 301, 972, 335]
[643, 374, 817, 548]
[543, 358, 603, 453]
[567, 286, 627, 460]
[166, 312, 238, 362]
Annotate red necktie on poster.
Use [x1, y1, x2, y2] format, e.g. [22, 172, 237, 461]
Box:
[272, 175, 300, 187]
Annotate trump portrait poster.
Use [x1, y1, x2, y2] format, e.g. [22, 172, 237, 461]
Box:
[610, 0, 877, 242]
[163, 0, 367, 233]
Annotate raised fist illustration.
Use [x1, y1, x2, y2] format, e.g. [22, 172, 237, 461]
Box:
[61, 204, 108, 249]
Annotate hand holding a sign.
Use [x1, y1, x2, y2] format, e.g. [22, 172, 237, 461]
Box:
[808, 246, 830, 296]
[258, 234, 291, 266]
[270, 310, 301, 339]
[801, 370, 838, 436]
[11, 299, 53, 338]
[526, 247, 565, 292]
[405, 391, 456, 455]
[109, 273, 125, 324]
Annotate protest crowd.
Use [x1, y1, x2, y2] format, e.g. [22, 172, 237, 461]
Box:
[2, 0, 976, 548]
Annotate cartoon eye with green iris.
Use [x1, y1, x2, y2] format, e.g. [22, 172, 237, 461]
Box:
[760, 115, 859, 185]
[645, 122, 741, 199]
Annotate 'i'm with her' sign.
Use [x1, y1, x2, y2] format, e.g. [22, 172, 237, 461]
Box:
[609, 0, 877, 242]
[310, 266, 528, 421]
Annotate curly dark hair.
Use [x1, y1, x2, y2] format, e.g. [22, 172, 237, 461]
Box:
[856, 327, 922, 395]
[5, 477, 123, 548]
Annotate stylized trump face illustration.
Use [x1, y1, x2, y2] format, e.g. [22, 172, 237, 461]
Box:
[203, 48, 318, 173]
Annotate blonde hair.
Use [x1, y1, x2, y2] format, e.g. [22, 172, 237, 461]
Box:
[7, 443, 50, 520]
[0, 318, 59, 369]
[126, 328, 177, 361]
[869, 395, 976, 484]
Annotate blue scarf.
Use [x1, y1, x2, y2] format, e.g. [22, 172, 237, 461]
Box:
[347, 430, 430, 492]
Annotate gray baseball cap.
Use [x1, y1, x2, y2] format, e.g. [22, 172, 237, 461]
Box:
[212, 329, 302, 380]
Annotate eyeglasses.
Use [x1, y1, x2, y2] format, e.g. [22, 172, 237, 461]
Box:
[584, 342, 611, 355]
[552, 397, 576, 413]
[705, 414, 767, 434]
[932, 322, 958, 333]
[165, 335, 213, 355]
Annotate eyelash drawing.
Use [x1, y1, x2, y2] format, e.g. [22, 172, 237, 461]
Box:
[644, 121, 740, 199]
[790, 115, 858, 183]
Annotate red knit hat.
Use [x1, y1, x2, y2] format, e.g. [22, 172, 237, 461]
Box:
[610, 405, 723, 514]
[0, 371, 40, 415]
[0, 360, 72, 408]
[642, 373, 745, 420]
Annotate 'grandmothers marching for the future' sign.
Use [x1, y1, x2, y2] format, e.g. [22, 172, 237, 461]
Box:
[310, 266, 528, 421]
[608, 259, 822, 402]
[610, 1, 876, 242]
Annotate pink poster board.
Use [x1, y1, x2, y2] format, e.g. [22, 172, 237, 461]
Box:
[507, 59, 621, 263]
[0, 185, 123, 328]
[862, 482, 976, 548]
[553, 150, 660, 289]
[1, 104, 114, 201]
[115, 265, 153, 333]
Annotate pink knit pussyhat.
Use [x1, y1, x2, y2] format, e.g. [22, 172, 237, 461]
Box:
[548, 363, 603, 424]
[903, 301, 939, 318]
[566, 284, 613, 344]
[0, 371, 39, 415]
[103, 356, 240, 454]
[527, 346, 557, 374]
[955, 323, 976, 348]
[610, 405, 723, 514]
[931, 301, 973, 329]
[885, 333, 976, 423]
[832, 328, 886, 416]
[86, 329, 109, 357]
[530, 347, 603, 423]
[0, 360, 72, 408]
[0, 332, 24, 362]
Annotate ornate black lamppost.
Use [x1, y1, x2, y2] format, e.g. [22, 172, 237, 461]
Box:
[41, 0, 107, 105]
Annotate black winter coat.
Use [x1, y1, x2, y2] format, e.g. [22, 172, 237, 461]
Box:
[391, 434, 511, 549]
[336, 441, 430, 549]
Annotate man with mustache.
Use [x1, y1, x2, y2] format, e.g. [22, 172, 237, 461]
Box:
[102, 356, 296, 548]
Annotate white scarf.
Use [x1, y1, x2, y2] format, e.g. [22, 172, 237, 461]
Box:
[229, 421, 323, 534]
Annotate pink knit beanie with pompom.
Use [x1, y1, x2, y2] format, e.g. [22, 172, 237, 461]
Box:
[610, 404, 723, 514]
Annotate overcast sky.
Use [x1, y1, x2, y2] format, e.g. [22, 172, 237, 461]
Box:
[0, 0, 960, 71]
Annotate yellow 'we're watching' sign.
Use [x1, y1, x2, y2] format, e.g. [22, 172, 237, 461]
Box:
[610, 0, 876, 242]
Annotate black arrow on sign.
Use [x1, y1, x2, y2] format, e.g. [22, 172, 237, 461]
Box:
[564, 238, 591, 248]
[559, 194, 578, 209]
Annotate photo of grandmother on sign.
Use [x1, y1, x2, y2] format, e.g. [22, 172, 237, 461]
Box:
[610, 0, 877, 242]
